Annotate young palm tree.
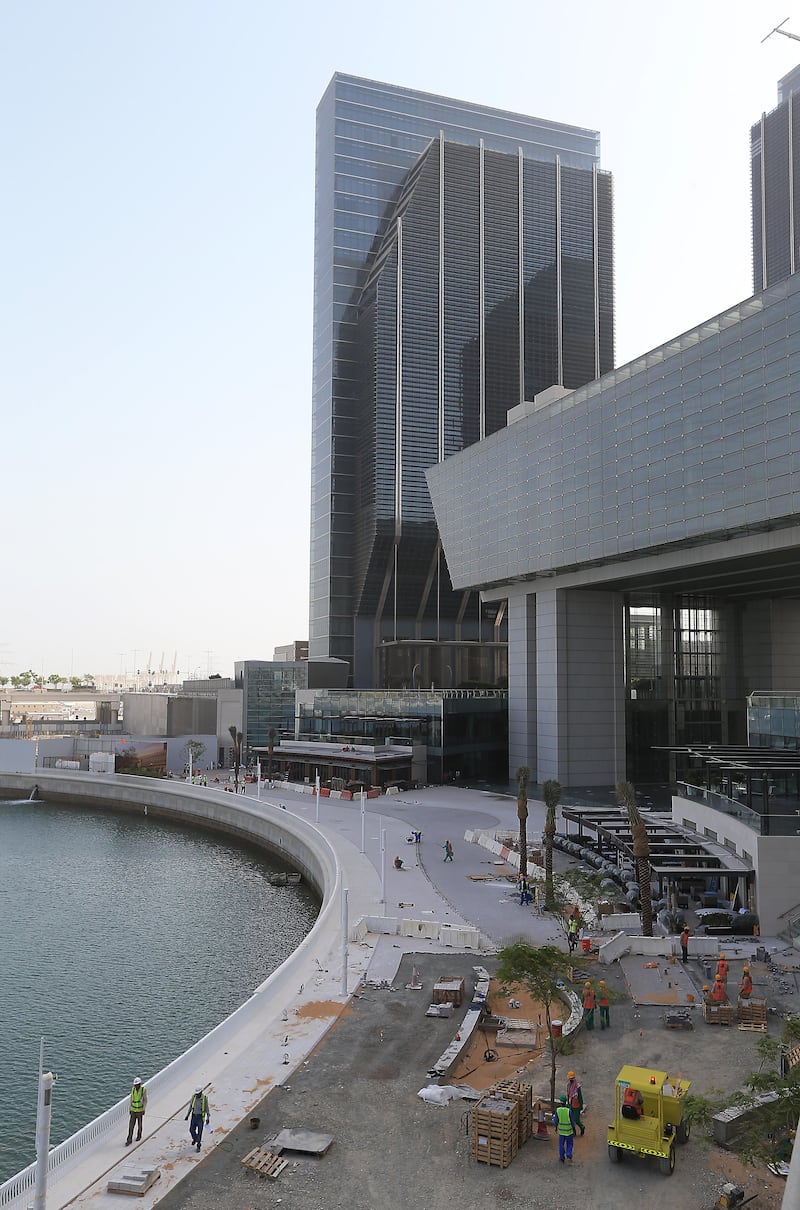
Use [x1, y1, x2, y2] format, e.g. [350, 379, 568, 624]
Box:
[516, 766, 530, 880]
[542, 779, 561, 911]
[229, 724, 243, 792]
[616, 780, 653, 936]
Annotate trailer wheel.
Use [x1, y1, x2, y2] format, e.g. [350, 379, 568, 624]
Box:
[658, 1146, 675, 1175]
[676, 1118, 690, 1144]
[608, 1143, 622, 1163]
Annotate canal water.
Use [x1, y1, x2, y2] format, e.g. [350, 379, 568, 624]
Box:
[0, 797, 319, 1182]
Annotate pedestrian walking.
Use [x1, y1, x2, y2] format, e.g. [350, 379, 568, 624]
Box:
[125, 1077, 147, 1145]
[552, 1094, 577, 1162]
[185, 1086, 210, 1152]
[443, 839, 454, 862]
[566, 1072, 585, 1134]
[597, 980, 611, 1029]
[567, 915, 579, 953]
[582, 981, 595, 1030]
[680, 925, 690, 963]
[518, 875, 531, 906]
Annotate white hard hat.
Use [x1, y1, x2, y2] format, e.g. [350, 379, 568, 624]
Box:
[133, 1077, 142, 1085]
[195, 1086, 202, 1093]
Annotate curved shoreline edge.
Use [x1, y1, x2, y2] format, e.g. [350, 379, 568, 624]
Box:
[0, 770, 378, 1210]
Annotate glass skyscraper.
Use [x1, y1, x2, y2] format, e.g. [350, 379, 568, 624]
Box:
[310, 74, 614, 686]
[752, 64, 800, 291]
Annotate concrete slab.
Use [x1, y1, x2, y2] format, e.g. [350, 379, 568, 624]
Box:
[620, 954, 700, 1006]
[268, 1128, 334, 1155]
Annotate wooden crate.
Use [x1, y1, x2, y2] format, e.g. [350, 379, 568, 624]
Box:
[490, 1079, 533, 1144]
[738, 996, 767, 1027]
[471, 1095, 519, 1168]
[433, 977, 465, 1007]
[704, 1001, 734, 1026]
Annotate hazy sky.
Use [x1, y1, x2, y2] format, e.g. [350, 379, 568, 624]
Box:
[2, 1, 797, 680]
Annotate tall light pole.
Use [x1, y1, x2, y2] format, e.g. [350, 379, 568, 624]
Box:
[360, 787, 366, 854]
[33, 1039, 54, 1210]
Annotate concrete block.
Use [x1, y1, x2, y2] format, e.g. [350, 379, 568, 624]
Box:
[601, 913, 641, 931]
[598, 932, 631, 964]
[438, 924, 481, 949]
[107, 1166, 160, 1195]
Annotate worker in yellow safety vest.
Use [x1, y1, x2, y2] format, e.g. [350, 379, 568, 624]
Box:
[126, 1078, 147, 1146]
[185, 1086, 211, 1152]
[552, 1094, 578, 1163]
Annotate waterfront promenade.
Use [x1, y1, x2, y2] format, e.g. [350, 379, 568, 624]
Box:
[0, 774, 550, 1210]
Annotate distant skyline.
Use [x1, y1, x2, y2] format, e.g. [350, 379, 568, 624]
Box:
[2, 1, 798, 679]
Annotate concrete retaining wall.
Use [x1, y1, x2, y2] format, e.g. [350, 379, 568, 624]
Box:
[598, 931, 721, 965]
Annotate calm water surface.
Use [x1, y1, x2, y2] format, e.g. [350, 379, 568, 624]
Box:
[0, 798, 319, 1182]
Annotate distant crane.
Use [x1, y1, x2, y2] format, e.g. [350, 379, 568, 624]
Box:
[762, 17, 800, 45]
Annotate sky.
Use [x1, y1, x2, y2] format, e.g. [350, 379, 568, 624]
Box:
[2, 0, 799, 681]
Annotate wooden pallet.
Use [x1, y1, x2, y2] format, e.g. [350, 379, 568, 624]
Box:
[241, 1147, 288, 1179]
[738, 1021, 768, 1032]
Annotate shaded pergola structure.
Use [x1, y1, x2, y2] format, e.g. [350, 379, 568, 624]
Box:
[251, 739, 415, 791]
[560, 804, 753, 908]
[663, 744, 800, 837]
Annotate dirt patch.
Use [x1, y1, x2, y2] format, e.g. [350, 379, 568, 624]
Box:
[449, 977, 551, 1090]
[706, 1148, 786, 1209]
[295, 998, 345, 1021]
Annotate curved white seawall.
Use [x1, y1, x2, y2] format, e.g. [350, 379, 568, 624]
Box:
[0, 771, 380, 1210]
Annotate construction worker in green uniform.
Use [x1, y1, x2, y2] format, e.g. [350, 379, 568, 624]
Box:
[597, 980, 611, 1029]
[552, 1094, 577, 1162]
[582, 981, 596, 1030]
[566, 1071, 586, 1134]
[126, 1077, 147, 1146]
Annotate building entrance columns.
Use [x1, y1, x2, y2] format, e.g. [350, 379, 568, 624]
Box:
[505, 583, 626, 787]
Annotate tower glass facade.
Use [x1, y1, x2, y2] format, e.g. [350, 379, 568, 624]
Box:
[752, 64, 800, 291]
[311, 74, 614, 684]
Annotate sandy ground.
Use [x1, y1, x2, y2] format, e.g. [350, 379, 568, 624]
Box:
[153, 952, 788, 1210]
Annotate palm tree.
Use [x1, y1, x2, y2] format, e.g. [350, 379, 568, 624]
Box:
[616, 780, 653, 936]
[542, 779, 562, 911]
[516, 766, 530, 880]
[229, 724, 243, 792]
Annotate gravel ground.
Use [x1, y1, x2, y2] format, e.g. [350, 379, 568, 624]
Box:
[155, 952, 786, 1210]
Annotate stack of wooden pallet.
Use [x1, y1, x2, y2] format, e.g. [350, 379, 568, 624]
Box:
[737, 996, 768, 1031]
[471, 1094, 519, 1168]
[489, 1078, 533, 1145]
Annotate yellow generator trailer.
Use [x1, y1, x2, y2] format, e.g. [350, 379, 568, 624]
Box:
[607, 1064, 691, 1176]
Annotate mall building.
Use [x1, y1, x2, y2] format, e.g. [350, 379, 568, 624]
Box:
[428, 271, 800, 792]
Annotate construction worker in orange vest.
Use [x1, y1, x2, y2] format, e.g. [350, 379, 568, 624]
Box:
[710, 975, 727, 1004]
[582, 981, 596, 1031]
[739, 966, 753, 999]
[597, 980, 610, 1029]
[716, 953, 729, 984]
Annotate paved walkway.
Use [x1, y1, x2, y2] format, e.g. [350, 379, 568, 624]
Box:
[39, 782, 553, 1209]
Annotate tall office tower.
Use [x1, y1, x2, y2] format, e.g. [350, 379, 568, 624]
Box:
[752, 64, 800, 291]
[310, 74, 614, 687]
